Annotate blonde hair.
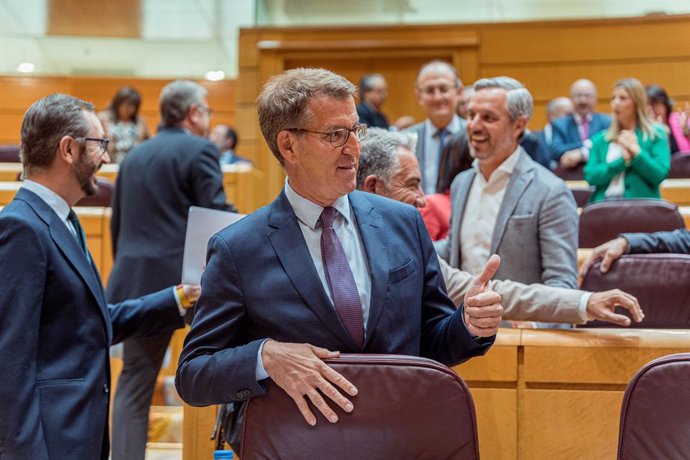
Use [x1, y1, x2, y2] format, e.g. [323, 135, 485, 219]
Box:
[606, 78, 658, 142]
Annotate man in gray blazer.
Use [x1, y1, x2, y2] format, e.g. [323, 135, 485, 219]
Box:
[437, 77, 578, 289]
[358, 127, 643, 326]
[406, 60, 466, 195]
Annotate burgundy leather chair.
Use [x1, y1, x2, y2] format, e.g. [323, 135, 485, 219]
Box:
[0, 145, 21, 162]
[668, 151, 690, 178]
[580, 254, 690, 328]
[579, 199, 684, 248]
[618, 353, 690, 460]
[75, 177, 113, 207]
[555, 163, 584, 181]
[240, 354, 480, 460]
[569, 184, 594, 208]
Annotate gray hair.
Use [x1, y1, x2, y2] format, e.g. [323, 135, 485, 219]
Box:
[257, 68, 357, 165]
[20, 93, 94, 176]
[473, 76, 533, 122]
[357, 127, 417, 188]
[159, 80, 208, 127]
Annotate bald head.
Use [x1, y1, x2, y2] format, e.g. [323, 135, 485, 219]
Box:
[569, 79, 598, 118]
[415, 60, 463, 128]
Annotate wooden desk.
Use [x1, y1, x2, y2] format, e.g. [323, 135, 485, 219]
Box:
[519, 329, 690, 459]
[181, 329, 690, 460]
[566, 179, 690, 207]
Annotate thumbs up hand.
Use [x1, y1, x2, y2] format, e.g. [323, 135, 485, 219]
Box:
[463, 254, 503, 337]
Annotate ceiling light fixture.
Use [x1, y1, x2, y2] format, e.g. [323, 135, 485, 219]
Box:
[17, 62, 36, 73]
[205, 70, 225, 81]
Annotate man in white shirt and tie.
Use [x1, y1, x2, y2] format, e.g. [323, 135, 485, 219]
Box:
[407, 60, 466, 195]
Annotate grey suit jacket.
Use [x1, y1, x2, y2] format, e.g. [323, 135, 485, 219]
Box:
[439, 148, 578, 288]
[407, 117, 468, 193]
[438, 258, 587, 323]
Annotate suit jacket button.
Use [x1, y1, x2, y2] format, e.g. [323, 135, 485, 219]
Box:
[103, 384, 109, 394]
[236, 389, 251, 399]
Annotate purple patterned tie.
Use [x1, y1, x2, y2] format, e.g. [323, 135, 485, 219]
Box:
[320, 207, 364, 349]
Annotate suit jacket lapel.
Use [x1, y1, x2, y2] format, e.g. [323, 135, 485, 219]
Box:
[491, 150, 534, 252]
[348, 192, 387, 346]
[568, 115, 580, 142]
[18, 189, 110, 330]
[449, 170, 475, 267]
[414, 124, 426, 175]
[266, 191, 355, 350]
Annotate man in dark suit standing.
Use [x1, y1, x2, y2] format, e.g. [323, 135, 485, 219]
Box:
[176, 68, 503, 444]
[550, 79, 611, 171]
[109, 80, 235, 460]
[356, 73, 413, 130]
[0, 94, 197, 459]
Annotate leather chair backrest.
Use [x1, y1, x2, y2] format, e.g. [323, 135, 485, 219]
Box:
[0, 145, 21, 162]
[579, 199, 684, 248]
[570, 185, 594, 208]
[668, 151, 690, 178]
[618, 353, 690, 460]
[580, 254, 690, 328]
[75, 177, 113, 207]
[555, 164, 584, 181]
[240, 354, 480, 460]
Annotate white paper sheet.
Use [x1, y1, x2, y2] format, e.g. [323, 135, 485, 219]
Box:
[181, 206, 244, 284]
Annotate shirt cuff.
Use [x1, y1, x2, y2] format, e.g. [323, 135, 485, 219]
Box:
[579, 291, 593, 322]
[172, 287, 186, 316]
[255, 339, 270, 381]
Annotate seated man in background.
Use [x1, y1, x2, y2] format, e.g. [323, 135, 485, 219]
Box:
[438, 77, 579, 290]
[356, 73, 414, 130]
[551, 79, 611, 170]
[580, 228, 690, 275]
[210, 123, 253, 165]
[358, 127, 644, 326]
[176, 68, 503, 445]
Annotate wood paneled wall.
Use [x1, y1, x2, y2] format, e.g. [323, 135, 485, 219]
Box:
[237, 14, 690, 200]
[0, 76, 236, 145]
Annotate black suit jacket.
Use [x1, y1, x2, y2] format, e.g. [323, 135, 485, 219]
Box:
[0, 189, 183, 459]
[356, 102, 389, 129]
[107, 127, 235, 301]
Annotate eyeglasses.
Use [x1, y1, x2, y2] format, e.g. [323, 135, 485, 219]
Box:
[285, 123, 367, 147]
[418, 84, 458, 97]
[197, 105, 214, 116]
[76, 137, 110, 154]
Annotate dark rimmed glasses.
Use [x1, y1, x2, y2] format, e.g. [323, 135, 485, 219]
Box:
[285, 123, 367, 148]
[76, 137, 110, 154]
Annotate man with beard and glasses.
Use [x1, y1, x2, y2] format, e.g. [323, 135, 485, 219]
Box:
[0, 94, 199, 459]
[107, 80, 236, 460]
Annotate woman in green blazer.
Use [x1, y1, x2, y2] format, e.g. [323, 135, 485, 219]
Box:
[584, 78, 670, 203]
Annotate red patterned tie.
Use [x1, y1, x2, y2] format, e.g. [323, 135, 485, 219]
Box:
[320, 207, 364, 349]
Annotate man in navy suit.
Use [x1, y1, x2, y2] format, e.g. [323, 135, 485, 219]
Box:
[176, 68, 502, 436]
[550, 79, 611, 170]
[0, 94, 197, 459]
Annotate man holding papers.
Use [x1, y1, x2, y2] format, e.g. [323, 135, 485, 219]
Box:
[108, 80, 235, 460]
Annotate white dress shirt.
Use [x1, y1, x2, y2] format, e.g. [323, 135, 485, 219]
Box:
[460, 147, 521, 276]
